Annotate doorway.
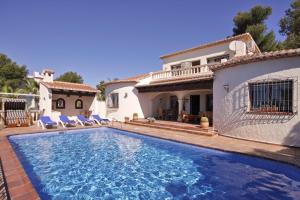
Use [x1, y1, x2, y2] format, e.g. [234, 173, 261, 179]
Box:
[190, 95, 200, 115]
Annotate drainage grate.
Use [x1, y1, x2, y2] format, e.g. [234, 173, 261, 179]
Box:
[0, 158, 10, 200]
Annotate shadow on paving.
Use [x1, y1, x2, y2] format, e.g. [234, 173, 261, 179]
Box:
[0, 158, 10, 200]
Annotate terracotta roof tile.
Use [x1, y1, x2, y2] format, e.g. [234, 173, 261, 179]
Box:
[41, 81, 98, 93]
[210, 48, 300, 71]
[104, 73, 150, 86]
[160, 33, 260, 59]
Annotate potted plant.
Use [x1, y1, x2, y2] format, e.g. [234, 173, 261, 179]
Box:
[200, 117, 209, 128]
[147, 117, 156, 123]
[124, 117, 130, 123]
[133, 113, 138, 121]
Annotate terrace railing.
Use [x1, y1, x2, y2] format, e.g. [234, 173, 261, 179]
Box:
[151, 65, 213, 81]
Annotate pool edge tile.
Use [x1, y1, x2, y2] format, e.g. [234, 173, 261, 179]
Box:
[0, 136, 40, 200]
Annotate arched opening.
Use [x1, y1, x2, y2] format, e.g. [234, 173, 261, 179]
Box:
[75, 99, 83, 109]
[56, 98, 65, 109]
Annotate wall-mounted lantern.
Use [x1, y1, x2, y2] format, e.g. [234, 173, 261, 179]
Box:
[223, 84, 229, 93]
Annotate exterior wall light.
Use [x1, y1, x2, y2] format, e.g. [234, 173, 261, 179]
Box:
[124, 92, 128, 98]
[223, 84, 229, 92]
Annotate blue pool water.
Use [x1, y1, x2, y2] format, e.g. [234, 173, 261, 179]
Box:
[9, 128, 300, 200]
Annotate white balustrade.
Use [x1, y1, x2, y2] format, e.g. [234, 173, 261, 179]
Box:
[151, 65, 213, 81]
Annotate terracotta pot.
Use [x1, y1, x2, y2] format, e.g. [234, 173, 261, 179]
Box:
[133, 114, 138, 121]
[200, 121, 209, 129]
[124, 117, 130, 123]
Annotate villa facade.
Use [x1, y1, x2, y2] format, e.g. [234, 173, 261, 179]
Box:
[105, 33, 300, 147]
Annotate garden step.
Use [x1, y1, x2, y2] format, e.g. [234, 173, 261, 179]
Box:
[126, 121, 217, 136]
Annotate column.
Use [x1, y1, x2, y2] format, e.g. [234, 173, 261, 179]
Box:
[177, 99, 184, 121]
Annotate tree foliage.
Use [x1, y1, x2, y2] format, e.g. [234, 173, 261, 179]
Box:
[279, 0, 300, 49]
[0, 54, 28, 92]
[233, 5, 279, 52]
[96, 78, 119, 101]
[15, 79, 39, 94]
[96, 80, 106, 101]
[55, 71, 83, 83]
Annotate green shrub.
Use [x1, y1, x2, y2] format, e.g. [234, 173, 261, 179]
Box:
[200, 117, 209, 122]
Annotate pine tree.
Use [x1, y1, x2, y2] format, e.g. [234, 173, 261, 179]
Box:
[55, 71, 84, 83]
[279, 0, 300, 49]
[233, 5, 279, 52]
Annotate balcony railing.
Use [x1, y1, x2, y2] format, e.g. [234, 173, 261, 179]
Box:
[151, 65, 213, 81]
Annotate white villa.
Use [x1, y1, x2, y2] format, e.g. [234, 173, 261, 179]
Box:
[33, 69, 100, 122]
[104, 33, 300, 147]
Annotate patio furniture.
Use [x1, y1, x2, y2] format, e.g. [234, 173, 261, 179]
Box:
[59, 115, 76, 128]
[2, 98, 30, 127]
[91, 114, 110, 125]
[38, 116, 57, 129]
[185, 114, 199, 123]
[157, 107, 164, 120]
[77, 115, 94, 126]
[5, 110, 18, 127]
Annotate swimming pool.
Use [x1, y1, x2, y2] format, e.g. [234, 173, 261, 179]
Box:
[9, 128, 300, 200]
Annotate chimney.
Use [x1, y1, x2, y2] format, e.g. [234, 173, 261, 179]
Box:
[42, 68, 55, 82]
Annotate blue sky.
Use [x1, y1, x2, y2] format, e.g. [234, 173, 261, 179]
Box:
[1, 0, 292, 86]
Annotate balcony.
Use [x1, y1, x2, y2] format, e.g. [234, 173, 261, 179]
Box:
[151, 65, 213, 81]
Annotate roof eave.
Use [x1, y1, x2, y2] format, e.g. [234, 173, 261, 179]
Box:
[103, 80, 138, 86]
[160, 33, 260, 59]
[40, 81, 99, 93]
[210, 49, 300, 72]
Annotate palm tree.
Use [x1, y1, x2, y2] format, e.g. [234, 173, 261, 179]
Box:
[1, 84, 13, 93]
[15, 79, 39, 94]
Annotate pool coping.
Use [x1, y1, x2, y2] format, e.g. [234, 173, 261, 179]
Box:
[109, 124, 300, 168]
[0, 126, 101, 200]
[0, 135, 39, 200]
[108, 126, 300, 169]
[0, 124, 299, 199]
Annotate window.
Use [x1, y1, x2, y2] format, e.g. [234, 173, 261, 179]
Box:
[75, 99, 83, 109]
[191, 60, 201, 66]
[107, 93, 119, 108]
[249, 80, 293, 114]
[207, 54, 229, 64]
[171, 64, 181, 70]
[56, 98, 65, 109]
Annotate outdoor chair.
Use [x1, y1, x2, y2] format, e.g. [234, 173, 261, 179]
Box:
[77, 115, 94, 126]
[59, 115, 76, 128]
[91, 114, 110, 125]
[38, 116, 57, 129]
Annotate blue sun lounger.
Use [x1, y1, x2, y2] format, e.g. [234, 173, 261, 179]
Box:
[77, 115, 94, 126]
[59, 115, 76, 128]
[91, 114, 110, 125]
[38, 116, 57, 129]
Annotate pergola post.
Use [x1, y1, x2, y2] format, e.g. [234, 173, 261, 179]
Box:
[177, 99, 184, 121]
[176, 92, 186, 121]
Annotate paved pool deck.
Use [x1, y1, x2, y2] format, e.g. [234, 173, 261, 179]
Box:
[0, 123, 299, 199]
